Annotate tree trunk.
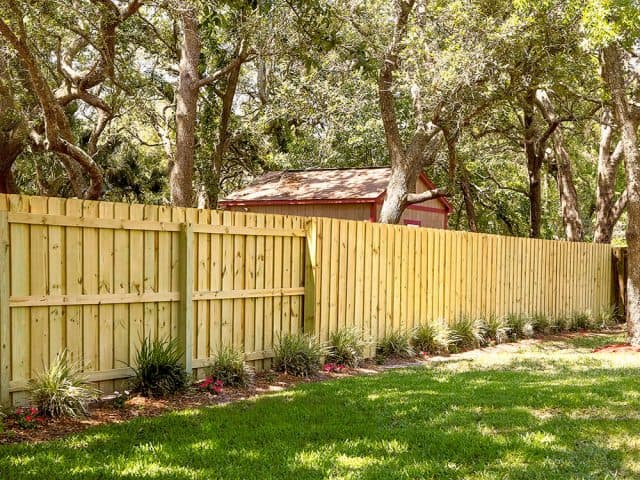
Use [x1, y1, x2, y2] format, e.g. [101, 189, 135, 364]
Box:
[208, 56, 243, 209]
[594, 108, 627, 243]
[459, 165, 477, 232]
[535, 89, 583, 241]
[552, 130, 583, 241]
[379, 162, 418, 224]
[170, 5, 200, 207]
[601, 44, 640, 345]
[523, 97, 542, 238]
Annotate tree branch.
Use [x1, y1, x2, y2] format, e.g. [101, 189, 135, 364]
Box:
[406, 187, 449, 205]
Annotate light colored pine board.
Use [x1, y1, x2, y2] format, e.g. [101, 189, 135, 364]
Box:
[143, 205, 159, 341]
[328, 219, 340, 335]
[354, 221, 365, 334]
[209, 211, 223, 358]
[319, 219, 332, 343]
[336, 220, 349, 330]
[178, 222, 193, 374]
[0, 211, 10, 404]
[9, 196, 30, 403]
[29, 197, 49, 376]
[345, 221, 357, 330]
[262, 215, 275, 369]
[280, 216, 292, 335]
[157, 206, 173, 342]
[64, 199, 83, 365]
[244, 213, 257, 348]
[191, 223, 305, 237]
[128, 204, 145, 364]
[113, 203, 131, 384]
[98, 201, 115, 392]
[196, 209, 210, 360]
[363, 222, 375, 351]
[8, 212, 180, 232]
[221, 212, 235, 349]
[46, 198, 65, 365]
[171, 208, 186, 342]
[290, 218, 303, 334]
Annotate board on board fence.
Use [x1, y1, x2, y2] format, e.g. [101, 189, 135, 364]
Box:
[0, 194, 613, 405]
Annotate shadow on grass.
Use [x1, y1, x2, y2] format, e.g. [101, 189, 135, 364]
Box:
[1, 360, 640, 479]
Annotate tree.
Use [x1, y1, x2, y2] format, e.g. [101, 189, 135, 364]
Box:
[601, 43, 640, 344]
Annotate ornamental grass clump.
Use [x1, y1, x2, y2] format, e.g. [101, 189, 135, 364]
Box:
[274, 333, 324, 377]
[448, 317, 485, 351]
[130, 337, 189, 397]
[376, 329, 414, 359]
[207, 346, 255, 387]
[531, 314, 552, 335]
[412, 322, 450, 355]
[482, 315, 509, 344]
[326, 328, 367, 367]
[504, 314, 534, 340]
[569, 312, 591, 331]
[29, 350, 100, 418]
[595, 306, 619, 330]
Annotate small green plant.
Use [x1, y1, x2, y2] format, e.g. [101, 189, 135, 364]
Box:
[595, 306, 619, 329]
[207, 346, 255, 387]
[326, 328, 367, 367]
[112, 390, 131, 409]
[130, 337, 189, 397]
[449, 317, 485, 351]
[29, 350, 100, 418]
[504, 314, 533, 340]
[551, 314, 571, 333]
[412, 322, 450, 354]
[570, 312, 591, 331]
[482, 316, 509, 344]
[531, 314, 552, 334]
[376, 329, 414, 359]
[274, 333, 324, 377]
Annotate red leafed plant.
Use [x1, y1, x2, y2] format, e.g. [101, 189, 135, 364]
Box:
[323, 363, 346, 373]
[198, 377, 223, 395]
[12, 406, 46, 429]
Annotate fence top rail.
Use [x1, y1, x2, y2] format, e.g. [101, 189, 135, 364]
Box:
[7, 212, 305, 237]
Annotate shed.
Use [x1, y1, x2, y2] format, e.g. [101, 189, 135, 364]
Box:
[219, 167, 451, 228]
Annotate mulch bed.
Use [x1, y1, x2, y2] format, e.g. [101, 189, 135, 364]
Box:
[593, 343, 640, 353]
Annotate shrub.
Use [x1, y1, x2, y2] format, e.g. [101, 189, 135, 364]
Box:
[570, 312, 591, 331]
[504, 314, 533, 340]
[595, 306, 619, 329]
[531, 314, 552, 334]
[412, 323, 450, 354]
[273, 333, 324, 377]
[376, 329, 414, 359]
[551, 314, 571, 333]
[482, 316, 509, 344]
[449, 317, 485, 351]
[29, 350, 100, 418]
[207, 346, 255, 387]
[130, 337, 189, 397]
[326, 328, 367, 367]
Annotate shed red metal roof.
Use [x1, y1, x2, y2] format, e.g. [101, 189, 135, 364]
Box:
[219, 167, 451, 212]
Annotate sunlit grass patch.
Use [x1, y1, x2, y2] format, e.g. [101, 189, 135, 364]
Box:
[1, 333, 639, 479]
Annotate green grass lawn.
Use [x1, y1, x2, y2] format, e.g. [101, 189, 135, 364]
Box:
[2, 333, 640, 479]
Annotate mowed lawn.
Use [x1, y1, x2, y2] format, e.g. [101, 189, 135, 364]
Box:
[2, 333, 640, 479]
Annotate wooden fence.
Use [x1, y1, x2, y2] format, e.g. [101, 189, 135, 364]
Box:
[0, 194, 614, 405]
[305, 218, 614, 347]
[0, 195, 305, 405]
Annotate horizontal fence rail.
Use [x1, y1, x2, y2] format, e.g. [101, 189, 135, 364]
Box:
[0, 194, 614, 405]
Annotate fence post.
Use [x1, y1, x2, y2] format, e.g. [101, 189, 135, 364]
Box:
[303, 219, 317, 334]
[178, 222, 193, 375]
[0, 211, 10, 405]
